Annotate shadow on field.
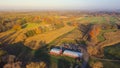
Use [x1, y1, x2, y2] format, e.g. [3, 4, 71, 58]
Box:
[1, 41, 51, 67]
[57, 58, 71, 68]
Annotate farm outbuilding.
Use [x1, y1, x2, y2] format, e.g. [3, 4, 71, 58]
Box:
[63, 50, 83, 58]
[50, 48, 62, 55]
[50, 47, 83, 59]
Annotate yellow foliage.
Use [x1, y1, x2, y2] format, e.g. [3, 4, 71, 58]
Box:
[26, 62, 47, 68]
[89, 25, 101, 39]
[87, 46, 99, 56]
[92, 62, 103, 68]
[34, 27, 41, 34]
[12, 24, 21, 30]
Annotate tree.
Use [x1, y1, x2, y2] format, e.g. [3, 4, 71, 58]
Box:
[87, 46, 99, 56]
[34, 28, 41, 34]
[3, 61, 22, 68]
[12, 24, 21, 31]
[92, 61, 103, 68]
[0, 49, 7, 58]
[89, 25, 101, 42]
[26, 62, 47, 68]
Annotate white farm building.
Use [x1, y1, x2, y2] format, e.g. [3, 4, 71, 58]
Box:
[50, 48, 62, 55]
[50, 48, 83, 58]
[63, 50, 83, 58]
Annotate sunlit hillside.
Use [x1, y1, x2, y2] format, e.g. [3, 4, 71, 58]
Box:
[0, 12, 120, 68]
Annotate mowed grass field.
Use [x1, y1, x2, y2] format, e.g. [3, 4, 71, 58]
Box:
[50, 29, 82, 45]
[25, 23, 41, 28]
[0, 16, 119, 49]
[78, 16, 119, 24]
[24, 25, 75, 48]
[0, 19, 75, 48]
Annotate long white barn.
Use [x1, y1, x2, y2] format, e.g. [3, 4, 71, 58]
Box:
[63, 50, 83, 58]
[50, 48, 62, 55]
[50, 48, 83, 58]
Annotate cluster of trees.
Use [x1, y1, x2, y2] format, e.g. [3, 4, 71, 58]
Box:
[78, 23, 119, 57]
[101, 23, 118, 30]
[67, 22, 78, 26]
[25, 15, 65, 25]
[0, 49, 7, 62]
[2, 55, 22, 68]
[90, 61, 103, 68]
[89, 25, 101, 40]
[78, 22, 119, 43]
[0, 17, 27, 32]
[26, 62, 47, 68]
[25, 26, 53, 37]
[12, 24, 22, 31]
[0, 14, 66, 33]
[25, 23, 64, 37]
[87, 46, 99, 56]
[0, 18, 13, 32]
[0, 42, 48, 68]
[0, 45, 18, 68]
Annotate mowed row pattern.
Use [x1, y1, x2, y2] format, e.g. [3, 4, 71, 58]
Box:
[24, 25, 75, 49]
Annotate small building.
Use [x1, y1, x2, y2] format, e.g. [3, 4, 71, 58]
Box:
[63, 50, 83, 58]
[50, 48, 62, 55]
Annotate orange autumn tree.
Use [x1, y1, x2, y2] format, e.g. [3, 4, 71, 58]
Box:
[89, 25, 101, 40]
[12, 24, 21, 30]
[34, 27, 41, 34]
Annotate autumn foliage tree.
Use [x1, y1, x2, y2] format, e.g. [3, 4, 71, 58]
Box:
[26, 62, 47, 68]
[89, 25, 101, 43]
[91, 61, 103, 68]
[12, 24, 21, 31]
[34, 27, 41, 34]
[87, 46, 99, 56]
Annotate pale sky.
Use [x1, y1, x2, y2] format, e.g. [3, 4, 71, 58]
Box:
[0, 0, 120, 10]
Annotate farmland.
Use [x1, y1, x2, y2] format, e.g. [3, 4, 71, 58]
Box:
[0, 11, 120, 68]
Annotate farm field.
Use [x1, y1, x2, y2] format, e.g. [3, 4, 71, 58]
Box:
[0, 11, 120, 68]
[0, 0, 120, 68]
[24, 25, 75, 49]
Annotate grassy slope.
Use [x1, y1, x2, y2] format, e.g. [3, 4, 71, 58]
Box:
[89, 57, 120, 68]
[0, 22, 75, 49]
[50, 28, 82, 45]
[97, 30, 120, 48]
[97, 29, 117, 42]
[24, 25, 75, 46]
[78, 16, 107, 24]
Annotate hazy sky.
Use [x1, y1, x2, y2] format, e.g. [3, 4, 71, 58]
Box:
[0, 0, 120, 10]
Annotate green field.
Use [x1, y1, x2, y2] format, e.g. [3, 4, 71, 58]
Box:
[97, 29, 117, 42]
[89, 57, 120, 68]
[78, 16, 119, 24]
[104, 43, 120, 60]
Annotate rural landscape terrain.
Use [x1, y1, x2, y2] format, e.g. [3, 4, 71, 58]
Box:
[0, 11, 120, 68]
